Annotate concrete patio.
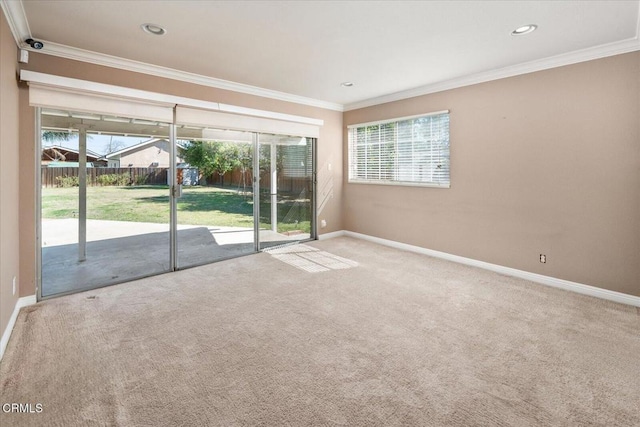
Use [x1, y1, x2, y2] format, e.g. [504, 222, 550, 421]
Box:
[41, 219, 309, 296]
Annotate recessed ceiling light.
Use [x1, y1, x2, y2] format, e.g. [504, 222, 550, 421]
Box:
[141, 23, 167, 36]
[341, 82, 354, 87]
[511, 24, 537, 36]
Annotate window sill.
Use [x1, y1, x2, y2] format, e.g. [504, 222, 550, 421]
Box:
[347, 179, 450, 189]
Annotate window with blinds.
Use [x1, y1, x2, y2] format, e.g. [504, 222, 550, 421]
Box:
[348, 111, 450, 188]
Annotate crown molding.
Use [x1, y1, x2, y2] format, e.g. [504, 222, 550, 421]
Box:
[5, 0, 639, 113]
[0, 0, 30, 46]
[29, 41, 345, 112]
[39, 38, 640, 115]
[344, 36, 640, 111]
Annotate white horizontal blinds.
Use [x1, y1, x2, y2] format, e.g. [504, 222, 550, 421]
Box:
[350, 122, 394, 181]
[28, 85, 174, 123]
[176, 107, 320, 138]
[281, 144, 313, 178]
[348, 112, 450, 187]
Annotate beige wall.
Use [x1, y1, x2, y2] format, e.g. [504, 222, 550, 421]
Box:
[11, 40, 639, 301]
[18, 52, 343, 298]
[119, 140, 173, 168]
[1, 9, 20, 338]
[344, 52, 640, 297]
[18, 87, 34, 300]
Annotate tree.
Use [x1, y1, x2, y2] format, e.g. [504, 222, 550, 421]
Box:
[182, 141, 240, 186]
[257, 144, 284, 176]
[103, 136, 126, 155]
[214, 143, 240, 186]
[42, 131, 72, 143]
[182, 141, 215, 185]
[235, 144, 253, 195]
[41, 130, 93, 146]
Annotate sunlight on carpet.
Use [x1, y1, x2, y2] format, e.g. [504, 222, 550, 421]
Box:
[265, 243, 358, 272]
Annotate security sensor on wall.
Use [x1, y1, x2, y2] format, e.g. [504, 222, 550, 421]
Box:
[25, 38, 44, 49]
[19, 49, 29, 64]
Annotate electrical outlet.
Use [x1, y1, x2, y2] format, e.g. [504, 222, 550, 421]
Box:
[540, 254, 546, 264]
[12, 276, 16, 295]
[320, 219, 327, 228]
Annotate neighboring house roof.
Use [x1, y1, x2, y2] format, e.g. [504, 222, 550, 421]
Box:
[42, 145, 102, 161]
[47, 161, 94, 168]
[105, 138, 185, 159]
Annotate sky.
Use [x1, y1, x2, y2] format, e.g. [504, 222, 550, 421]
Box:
[43, 134, 149, 156]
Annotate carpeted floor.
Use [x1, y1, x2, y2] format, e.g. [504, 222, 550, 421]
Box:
[1, 237, 639, 426]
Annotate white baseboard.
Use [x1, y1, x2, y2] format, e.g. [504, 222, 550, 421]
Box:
[321, 230, 640, 308]
[0, 295, 37, 361]
[318, 230, 346, 240]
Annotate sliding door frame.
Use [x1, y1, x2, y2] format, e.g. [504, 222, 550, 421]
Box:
[36, 114, 176, 301]
[169, 123, 178, 270]
[171, 130, 263, 271]
[170, 130, 317, 270]
[253, 133, 261, 252]
[311, 136, 318, 241]
[31, 79, 320, 300]
[35, 108, 43, 302]
[35, 120, 317, 301]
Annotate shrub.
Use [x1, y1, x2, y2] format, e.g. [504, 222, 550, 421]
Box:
[133, 174, 148, 185]
[55, 175, 79, 187]
[117, 174, 132, 186]
[96, 174, 116, 186]
[97, 173, 131, 186]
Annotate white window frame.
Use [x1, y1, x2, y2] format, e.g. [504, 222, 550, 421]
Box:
[347, 110, 450, 188]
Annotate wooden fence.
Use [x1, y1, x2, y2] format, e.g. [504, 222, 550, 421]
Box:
[42, 166, 172, 188]
[208, 169, 311, 194]
[42, 166, 311, 194]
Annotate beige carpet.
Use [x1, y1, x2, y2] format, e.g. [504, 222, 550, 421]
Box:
[1, 237, 638, 426]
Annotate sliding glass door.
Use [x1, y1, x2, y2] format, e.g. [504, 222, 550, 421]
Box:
[39, 109, 316, 298]
[40, 109, 172, 297]
[174, 128, 257, 269]
[258, 133, 314, 250]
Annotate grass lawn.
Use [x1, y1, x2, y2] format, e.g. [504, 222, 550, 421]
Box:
[42, 185, 311, 233]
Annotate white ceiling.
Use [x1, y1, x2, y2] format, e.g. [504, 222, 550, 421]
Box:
[5, 1, 640, 110]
